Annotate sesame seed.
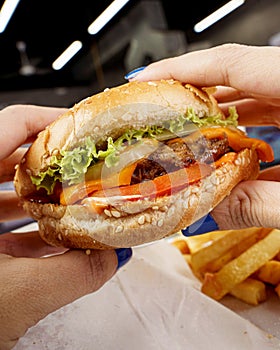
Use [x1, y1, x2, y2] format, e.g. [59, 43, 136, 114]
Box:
[111, 210, 121, 218]
[222, 167, 228, 174]
[219, 176, 225, 184]
[234, 158, 241, 166]
[148, 81, 157, 86]
[145, 214, 151, 223]
[138, 215, 145, 225]
[215, 169, 223, 177]
[52, 149, 59, 156]
[167, 207, 175, 217]
[152, 218, 157, 226]
[188, 195, 197, 207]
[157, 219, 164, 227]
[85, 249, 91, 255]
[183, 190, 190, 199]
[116, 225, 123, 233]
[104, 209, 112, 217]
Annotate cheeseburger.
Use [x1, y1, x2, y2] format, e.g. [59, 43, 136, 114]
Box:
[14, 80, 274, 249]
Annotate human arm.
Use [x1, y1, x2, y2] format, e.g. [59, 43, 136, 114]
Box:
[0, 104, 132, 349]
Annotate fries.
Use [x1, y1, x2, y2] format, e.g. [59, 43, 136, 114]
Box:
[171, 239, 190, 255]
[229, 278, 267, 306]
[190, 227, 270, 280]
[256, 260, 280, 285]
[170, 227, 280, 306]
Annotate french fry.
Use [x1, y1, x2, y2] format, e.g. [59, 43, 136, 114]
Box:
[189, 227, 271, 280]
[229, 278, 267, 305]
[185, 230, 226, 254]
[201, 229, 280, 300]
[183, 253, 191, 265]
[256, 260, 280, 285]
[171, 239, 190, 255]
[201, 229, 271, 277]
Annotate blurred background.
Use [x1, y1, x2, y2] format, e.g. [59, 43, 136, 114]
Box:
[0, 0, 280, 108]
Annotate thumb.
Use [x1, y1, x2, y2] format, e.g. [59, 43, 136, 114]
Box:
[0, 248, 131, 348]
[212, 180, 280, 230]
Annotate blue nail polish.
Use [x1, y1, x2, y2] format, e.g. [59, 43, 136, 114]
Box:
[182, 213, 219, 237]
[124, 66, 146, 80]
[115, 248, 132, 269]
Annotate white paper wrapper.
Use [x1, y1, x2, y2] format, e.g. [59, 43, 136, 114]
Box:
[14, 238, 280, 350]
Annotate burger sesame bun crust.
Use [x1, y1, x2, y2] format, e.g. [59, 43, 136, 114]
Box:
[14, 80, 260, 249]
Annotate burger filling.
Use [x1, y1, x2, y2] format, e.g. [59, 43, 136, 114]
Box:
[28, 106, 273, 207]
[131, 136, 230, 184]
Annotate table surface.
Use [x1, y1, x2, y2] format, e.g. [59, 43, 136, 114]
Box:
[12, 226, 280, 350]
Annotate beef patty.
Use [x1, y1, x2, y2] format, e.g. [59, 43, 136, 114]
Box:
[131, 135, 230, 184]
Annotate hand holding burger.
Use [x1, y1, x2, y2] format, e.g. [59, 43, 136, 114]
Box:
[0, 105, 132, 350]
[131, 43, 280, 232]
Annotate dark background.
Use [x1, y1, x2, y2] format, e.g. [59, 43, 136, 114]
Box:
[0, 0, 279, 107]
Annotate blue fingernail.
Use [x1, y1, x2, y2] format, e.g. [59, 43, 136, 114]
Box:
[115, 248, 132, 269]
[124, 66, 146, 80]
[182, 213, 219, 236]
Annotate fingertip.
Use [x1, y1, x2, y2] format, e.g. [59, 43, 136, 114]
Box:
[115, 248, 133, 269]
[124, 66, 146, 80]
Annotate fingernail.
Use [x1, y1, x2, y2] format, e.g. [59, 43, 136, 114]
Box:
[115, 248, 132, 269]
[124, 66, 146, 80]
[181, 213, 219, 237]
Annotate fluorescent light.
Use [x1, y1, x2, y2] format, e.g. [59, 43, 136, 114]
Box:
[194, 0, 245, 33]
[88, 0, 130, 35]
[52, 40, 83, 71]
[0, 0, 20, 33]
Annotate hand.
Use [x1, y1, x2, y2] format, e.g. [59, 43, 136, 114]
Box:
[0, 105, 132, 349]
[133, 43, 280, 230]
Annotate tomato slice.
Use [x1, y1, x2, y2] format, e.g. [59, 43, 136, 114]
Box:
[89, 162, 212, 201]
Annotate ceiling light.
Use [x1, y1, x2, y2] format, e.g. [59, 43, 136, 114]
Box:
[0, 0, 20, 33]
[52, 41, 83, 71]
[194, 0, 245, 33]
[88, 0, 130, 35]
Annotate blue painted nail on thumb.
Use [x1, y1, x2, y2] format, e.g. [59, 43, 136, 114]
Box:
[115, 248, 133, 269]
[124, 66, 146, 80]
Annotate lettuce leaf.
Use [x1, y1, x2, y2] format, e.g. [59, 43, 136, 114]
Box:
[31, 107, 238, 194]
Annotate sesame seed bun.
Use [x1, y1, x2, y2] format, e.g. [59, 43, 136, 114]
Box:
[14, 80, 261, 249]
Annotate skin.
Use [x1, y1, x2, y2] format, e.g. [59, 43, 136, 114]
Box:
[0, 105, 120, 350]
[134, 43, 280, 230]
